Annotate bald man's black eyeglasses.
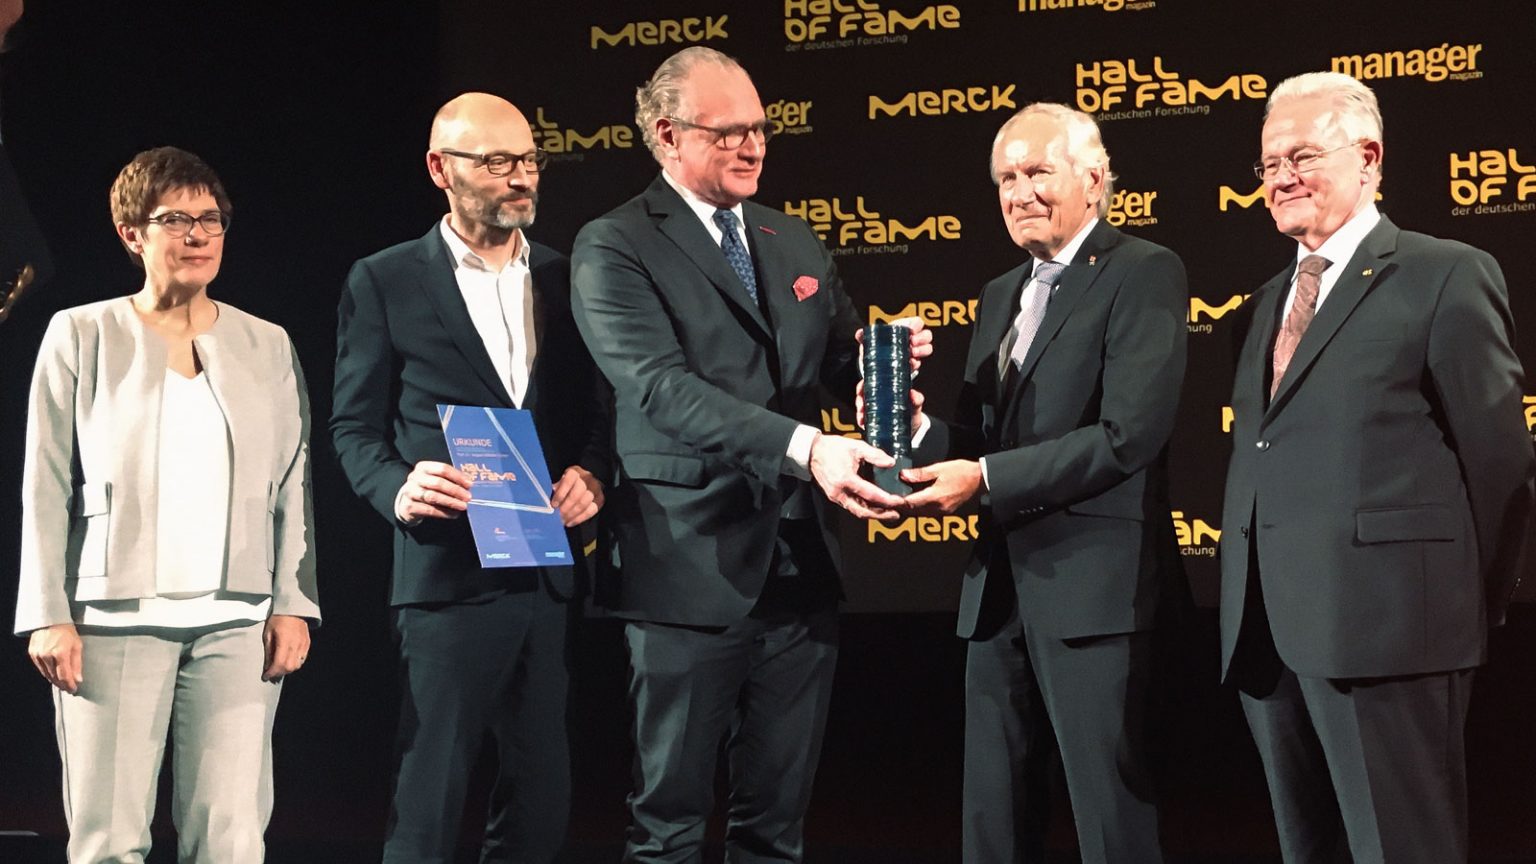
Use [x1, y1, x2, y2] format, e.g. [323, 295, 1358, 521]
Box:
[439, 148, 549, 175]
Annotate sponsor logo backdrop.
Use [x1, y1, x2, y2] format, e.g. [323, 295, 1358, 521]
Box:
[442, 0, 1536, 611]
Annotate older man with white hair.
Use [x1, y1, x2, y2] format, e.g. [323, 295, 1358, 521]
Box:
[904, 102, 1188, 864]
[1219, 71, 1533, 863]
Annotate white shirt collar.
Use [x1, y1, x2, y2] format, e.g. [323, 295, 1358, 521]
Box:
[1035, 217, 1099, 275]
[1299, 203, 1380, 270]
[438, 215, 531, 274]
[661, 168, 746, 234]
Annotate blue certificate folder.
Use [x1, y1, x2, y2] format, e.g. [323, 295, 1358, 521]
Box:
[436, 404, 572, 568]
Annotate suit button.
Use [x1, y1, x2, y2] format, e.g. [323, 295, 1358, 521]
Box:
[1240, 526, 1249, 538]
[1255, 440, 1269, 451]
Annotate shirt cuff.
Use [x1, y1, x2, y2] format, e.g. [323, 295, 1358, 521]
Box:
[910, 413, 931, 449]
[785, 424, 819, 480]
[979, 455, 991, 492]
[394, 484, 422, 527]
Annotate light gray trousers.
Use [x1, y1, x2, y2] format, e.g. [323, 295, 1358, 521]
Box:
[53, 621, 282, 864]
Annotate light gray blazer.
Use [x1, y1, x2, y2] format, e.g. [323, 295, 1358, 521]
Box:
[14, 297, 321, 634]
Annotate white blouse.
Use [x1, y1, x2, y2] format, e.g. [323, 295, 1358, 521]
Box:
[77, 370, 270, 629]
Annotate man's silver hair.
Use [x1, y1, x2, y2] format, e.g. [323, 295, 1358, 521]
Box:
[1266, 71, 1383, 144]
[989, 103, 1116, 216]
[635, 46, 747, 161]
[1265, 71, 1383, 187]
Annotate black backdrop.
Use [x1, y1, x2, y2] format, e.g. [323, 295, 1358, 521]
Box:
[1, 1, 1533, 860]
[435, 0, 1536, 612]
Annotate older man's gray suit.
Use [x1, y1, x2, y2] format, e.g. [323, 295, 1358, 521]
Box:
[924, 220, 1188, 864]
[1220, 215, 1534, 863]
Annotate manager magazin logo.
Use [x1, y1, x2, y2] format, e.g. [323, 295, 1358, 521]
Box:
[1331, 42, 1483, 83]
[1019, 0, 1154, 11]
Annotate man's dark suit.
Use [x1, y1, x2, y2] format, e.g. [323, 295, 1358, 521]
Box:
[0, 141, 53, 321]
[1220, 215, 1533, 862]
[570, 175, 861, 862]
[331, 225, 609, 863]
[925, 220, 1186, 864]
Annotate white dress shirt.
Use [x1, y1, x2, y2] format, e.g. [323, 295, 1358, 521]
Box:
[662, 168, 751, 252]
[396, 220, 538, 525]
[78, 369, 270, 629]
[438, 216, 536, 407]
[1279, 203, 1381, 315]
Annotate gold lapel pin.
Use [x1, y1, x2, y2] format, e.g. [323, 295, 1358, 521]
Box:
[1361, 268, 1374, 276]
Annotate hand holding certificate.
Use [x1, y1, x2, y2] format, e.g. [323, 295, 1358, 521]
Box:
[437, 404, 574, 568]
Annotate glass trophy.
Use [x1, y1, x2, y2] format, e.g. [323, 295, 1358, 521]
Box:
[862, 323, 912, 494]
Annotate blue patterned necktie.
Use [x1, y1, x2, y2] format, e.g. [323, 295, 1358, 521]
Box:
[713, 208, 759, 305]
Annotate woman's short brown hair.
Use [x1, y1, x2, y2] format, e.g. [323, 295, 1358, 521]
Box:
[109, 147, 232, 262]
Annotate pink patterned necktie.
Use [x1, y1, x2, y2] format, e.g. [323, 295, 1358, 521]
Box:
[1270, 254, 1330, 400]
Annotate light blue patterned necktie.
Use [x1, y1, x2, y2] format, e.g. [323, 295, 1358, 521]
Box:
[999, 259, 1067, 380]
[713, 208, 759, 306]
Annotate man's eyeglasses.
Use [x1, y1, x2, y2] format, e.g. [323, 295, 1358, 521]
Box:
[146, 211, 231, 237]
[1253, 142, 1362, 181]
[667, 118, 773, 150]
[439, 148, 549, 175]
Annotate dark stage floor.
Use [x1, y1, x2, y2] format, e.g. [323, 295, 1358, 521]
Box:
[0, 838, 1531, 864]
[3, 607, 1534, 864]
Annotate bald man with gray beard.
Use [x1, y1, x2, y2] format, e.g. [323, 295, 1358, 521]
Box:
[331, 93, 610, 864]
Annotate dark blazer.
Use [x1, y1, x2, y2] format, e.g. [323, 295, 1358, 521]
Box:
[0, 141, 53, 320]
[1219, 215, 1534, 680]
[925, 220, 1188, 641]
[331, 225, 610, 606]
[570, 175, 862, 627]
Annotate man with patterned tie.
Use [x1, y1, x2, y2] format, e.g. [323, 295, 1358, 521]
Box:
[332, 93, 610, 863]
[570, 47, 929, 863]
[1220, 72, 1534, 863]
[902, 103, 1187, 863]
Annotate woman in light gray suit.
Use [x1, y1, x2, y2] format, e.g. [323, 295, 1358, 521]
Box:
[14, 147, 320, 863]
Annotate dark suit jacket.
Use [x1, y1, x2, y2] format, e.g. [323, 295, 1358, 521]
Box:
[924, 221, 1188, 641]
[331, 224, 611, 606]
[1219, 215, 1534, 681]
[0, 141, 53, 318]
[570, 175, 861, 627]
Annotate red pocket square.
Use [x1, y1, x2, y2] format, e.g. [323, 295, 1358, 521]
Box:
[793, 275, 819, 301]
